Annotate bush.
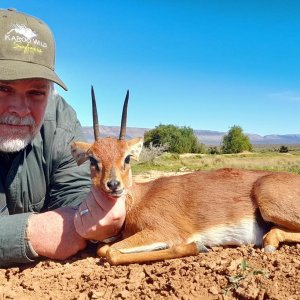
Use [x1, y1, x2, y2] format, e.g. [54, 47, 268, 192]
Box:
[139, 142, 169, 163]
[279, 145, 289, 153]
[221, 125, 253, 154]
[144, 124, 205, 154]
[207, 146, 221, 155]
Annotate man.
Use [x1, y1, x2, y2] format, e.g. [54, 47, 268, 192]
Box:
[0, 8, 126, 266]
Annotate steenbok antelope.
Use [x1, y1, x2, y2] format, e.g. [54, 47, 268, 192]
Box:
[71, 87, 300, 265]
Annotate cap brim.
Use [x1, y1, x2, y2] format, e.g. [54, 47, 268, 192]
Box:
[0, 60, 67, 91]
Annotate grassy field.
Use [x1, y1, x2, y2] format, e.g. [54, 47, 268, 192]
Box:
[132, 145, 300, 175]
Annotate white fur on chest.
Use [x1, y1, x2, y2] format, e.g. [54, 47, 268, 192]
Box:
[187, 219, 267, 247]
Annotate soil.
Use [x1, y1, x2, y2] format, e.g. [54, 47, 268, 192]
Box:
[1, 171, 299, 300]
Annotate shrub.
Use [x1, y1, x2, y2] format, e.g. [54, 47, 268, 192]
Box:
[207, 146, 221, 155]
[279, 145, 289, 153]
[138, 142, 169, 163]
[221, 125, 253, 154]
[144, 124, 204, 154]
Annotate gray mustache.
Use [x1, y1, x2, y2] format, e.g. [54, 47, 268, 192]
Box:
[0, 115, 35, 126]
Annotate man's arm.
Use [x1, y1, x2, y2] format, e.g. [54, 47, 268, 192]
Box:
[24, 114, 90, 259]
[27, 207, 87, 260]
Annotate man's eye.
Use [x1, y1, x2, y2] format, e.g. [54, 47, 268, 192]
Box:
[0, 86, 11, 92]
[29, 90, 46, 96]
[124, 155, 131, 164]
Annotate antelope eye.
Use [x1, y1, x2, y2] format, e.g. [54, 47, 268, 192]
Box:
[89, 157, 100, 171]
[124, 155, 131, 164]
[89, 157, 98, 165]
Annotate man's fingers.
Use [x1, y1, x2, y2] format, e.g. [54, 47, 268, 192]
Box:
[91, 187, 118, 210]
[74, 188, 126, 241]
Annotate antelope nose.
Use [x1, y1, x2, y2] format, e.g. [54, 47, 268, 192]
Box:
[107, 179, 120, 191]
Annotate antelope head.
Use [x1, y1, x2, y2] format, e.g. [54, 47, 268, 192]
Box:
[71, 86, 143, 198]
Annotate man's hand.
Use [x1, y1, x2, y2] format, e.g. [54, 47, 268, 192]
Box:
[74, 187, 126, 241]
[27, 207, 87, 260]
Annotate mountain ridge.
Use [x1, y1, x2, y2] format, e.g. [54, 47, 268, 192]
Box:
[82, 126, 300, 145]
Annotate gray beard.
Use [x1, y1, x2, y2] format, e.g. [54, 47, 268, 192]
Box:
[0, 119, 43, 153]
[0, 136, 32, 152]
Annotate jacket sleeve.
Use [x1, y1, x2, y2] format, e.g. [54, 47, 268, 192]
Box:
[0, 212, 36, 267]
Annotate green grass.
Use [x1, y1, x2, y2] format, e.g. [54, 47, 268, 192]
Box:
[132, 150, 300, 175]
[224, 258, 268, 294]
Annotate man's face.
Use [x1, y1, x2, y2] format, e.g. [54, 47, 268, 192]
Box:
[0, 78, 51, 152]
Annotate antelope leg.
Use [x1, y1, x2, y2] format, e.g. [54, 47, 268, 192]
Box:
[263, 226, 300, 252]
[104, 230, 207, 265]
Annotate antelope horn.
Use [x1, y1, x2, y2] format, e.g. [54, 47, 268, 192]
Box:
[91, 85, 100, 141]
[119, 90, 129, 140]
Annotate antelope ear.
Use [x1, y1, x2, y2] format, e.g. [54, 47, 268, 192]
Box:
[71, 141, 91, 165]
[127, 137, 144, 161]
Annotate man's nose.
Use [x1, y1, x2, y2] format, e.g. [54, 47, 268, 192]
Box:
[8, 94, 31, 117]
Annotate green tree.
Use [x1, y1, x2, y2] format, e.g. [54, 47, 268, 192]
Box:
[144, 124, 204, 154]
[221, 125, 252, 154]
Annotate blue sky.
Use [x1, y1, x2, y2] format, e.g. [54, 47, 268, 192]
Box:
[2, 1, 300, 136]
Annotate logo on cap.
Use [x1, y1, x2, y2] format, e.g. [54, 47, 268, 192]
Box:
[4, 23, 48, 54]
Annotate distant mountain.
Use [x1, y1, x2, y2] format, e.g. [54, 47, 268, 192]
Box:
[82, 126, 300, 145]
[82, 126, 148, 143]
[194, 130, 300, 145]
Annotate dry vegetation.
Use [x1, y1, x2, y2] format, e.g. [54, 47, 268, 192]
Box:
[133, 145, 300, 176]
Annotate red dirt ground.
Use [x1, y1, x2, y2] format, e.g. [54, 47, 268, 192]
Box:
[0, 244, 299, 300]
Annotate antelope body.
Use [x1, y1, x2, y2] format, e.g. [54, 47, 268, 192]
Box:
[71, 87, 300, 265]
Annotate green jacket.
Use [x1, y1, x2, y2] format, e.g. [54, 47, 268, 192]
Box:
[0, 93, 91, 266]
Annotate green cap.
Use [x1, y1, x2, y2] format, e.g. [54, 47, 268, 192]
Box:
[0, 9, 67, 90]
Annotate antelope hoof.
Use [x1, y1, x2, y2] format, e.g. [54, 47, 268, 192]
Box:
[106, 248, 121, 266]
[194, 241, 209, 253]
[97, 244, 111, 257]
[264, 245, 276, 253]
